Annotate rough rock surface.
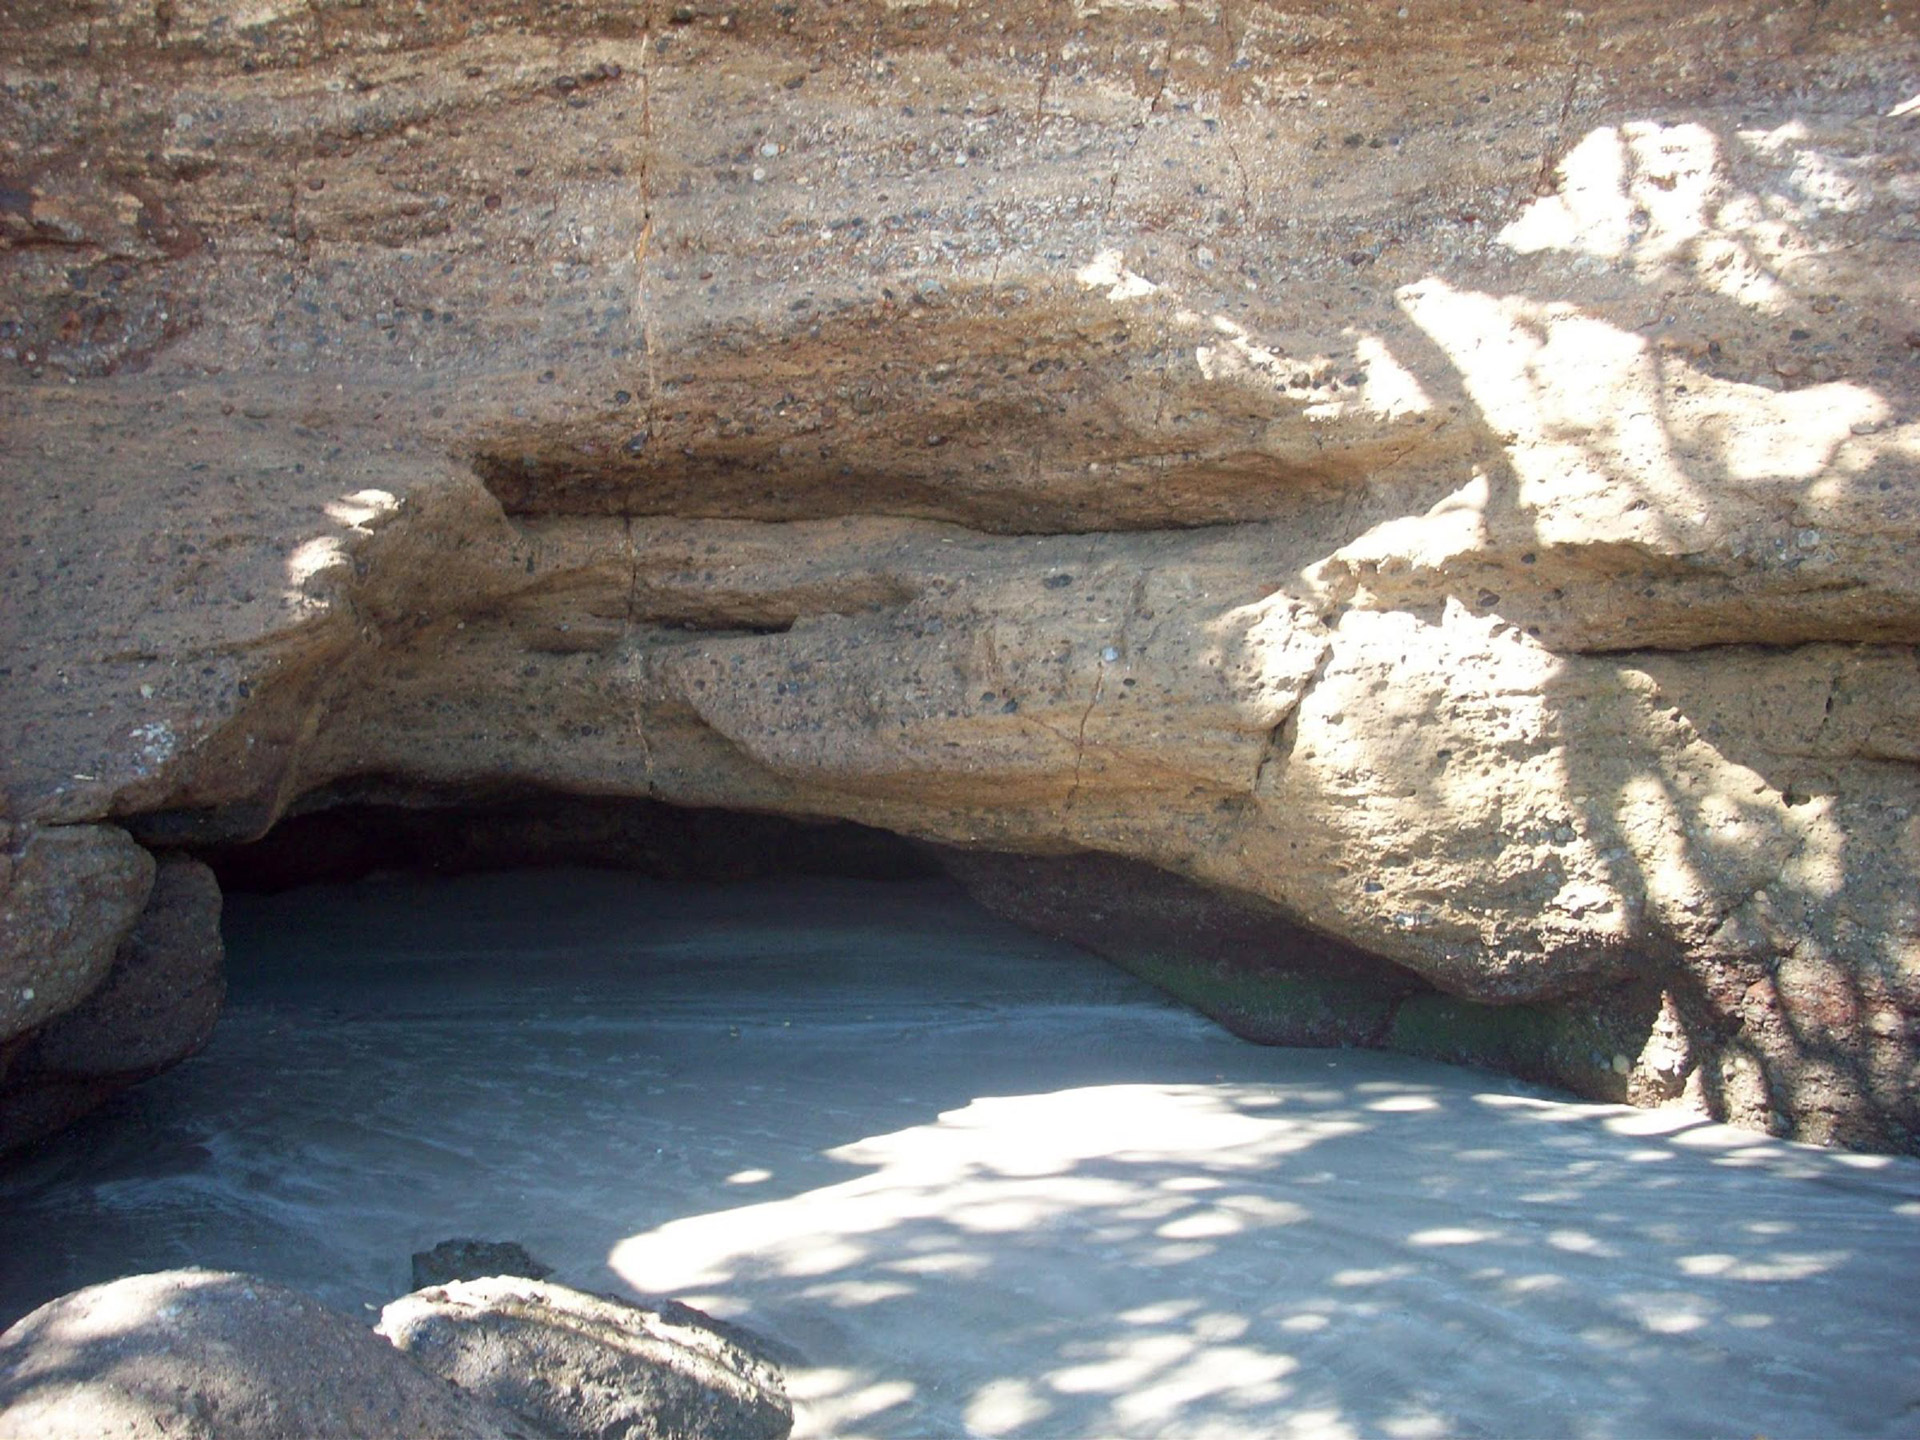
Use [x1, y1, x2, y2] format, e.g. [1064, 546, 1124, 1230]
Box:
[1, 1, 1917, 1147]
[0, 855, 224, 1152]
[0, 1269, 538, 1439]
[0, 828, 152, 1048]
[378, 1277, 793, 1440]
[412, 1239, 553, 1292]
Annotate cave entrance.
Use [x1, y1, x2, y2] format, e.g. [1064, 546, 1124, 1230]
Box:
[7, 788, 1293, 1336]
[196, 788, 1178, 1031]
[11, 798, 1905, 1440]
[197, 786, 947, 896]
[189, 785, 1438, 1053]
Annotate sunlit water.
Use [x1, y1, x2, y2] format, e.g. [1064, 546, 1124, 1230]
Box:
[2, 870, 1916, 1438]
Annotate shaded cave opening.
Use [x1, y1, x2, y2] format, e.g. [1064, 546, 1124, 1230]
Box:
[181, 780, 1438, 1046]
[174, 781, 1665, 1105]
[8, 775, 1686, 1190]
[194, 783, 949, 896]
[0, 787, 1709, 1339]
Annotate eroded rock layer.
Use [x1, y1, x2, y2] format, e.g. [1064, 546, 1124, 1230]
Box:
[2, 1, 1917, 1149]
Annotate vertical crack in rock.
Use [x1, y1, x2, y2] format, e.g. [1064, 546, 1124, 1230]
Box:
[620, 514, 657, 798]
[1251, 636, 1333, 798]
[1102, 31, 1175, 221]
[1221, 127, 1254, 220]
[1807, 665, 1843, 765]
[634, 4, 659, 502]
[1063, 536, 1110, 819]
[1066, 661, 1108, 821]
[1216, 0, 1241, 68]
[1213, 0, 1254, 215]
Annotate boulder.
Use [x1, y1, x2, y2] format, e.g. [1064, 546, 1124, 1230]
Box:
[0, 855, 224, 1153]
[411, 1239, 551, 1291]
[378, 1278, 792, 1440]
[0, 1270, 540, 1439]
[0, 827, 153, 1048]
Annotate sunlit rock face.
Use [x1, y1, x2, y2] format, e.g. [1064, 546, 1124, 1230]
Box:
[2, 1, 1917, 1151]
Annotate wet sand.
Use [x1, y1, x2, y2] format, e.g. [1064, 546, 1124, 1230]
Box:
[2, 869, 1917, 1438]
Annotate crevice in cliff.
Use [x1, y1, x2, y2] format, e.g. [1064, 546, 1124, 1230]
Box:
[1251, 638, 1334, 797]
[474, 448, 1321, 537]
[466, 405, 1469, 532]
[1063, 661, 1106, 820]
[1573, 635, 1920, 663]
[475, 450, 952, 526]
[1533, 58, 1588, 197]
[633, 1, 659, 495]
[1101, 35, 1174, 221]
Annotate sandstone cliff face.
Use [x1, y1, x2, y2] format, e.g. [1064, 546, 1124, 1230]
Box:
[2, 1, 1916, 1148]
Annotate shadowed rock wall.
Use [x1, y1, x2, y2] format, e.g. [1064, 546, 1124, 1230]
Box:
[2, 0, 1917, 1150]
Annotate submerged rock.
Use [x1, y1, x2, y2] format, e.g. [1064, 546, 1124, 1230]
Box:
[412, 1239, 552, 1290]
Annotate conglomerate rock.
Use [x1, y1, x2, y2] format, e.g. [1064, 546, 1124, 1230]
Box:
[1, 1, 1916, 1148]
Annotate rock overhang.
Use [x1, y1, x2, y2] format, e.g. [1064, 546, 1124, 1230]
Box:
[2, 0, 1917, 1153]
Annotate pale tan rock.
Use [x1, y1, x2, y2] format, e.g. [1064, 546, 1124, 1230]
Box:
[0, 1270, 537, 1440]
[378, 1278, 792, 1440]
[1, 0, 1915, 1148]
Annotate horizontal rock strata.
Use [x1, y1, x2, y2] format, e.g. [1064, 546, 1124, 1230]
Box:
[2, 0, 1916, 1149]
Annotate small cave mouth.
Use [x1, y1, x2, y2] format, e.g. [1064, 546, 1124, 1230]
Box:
[184, 780, 1444, 1055]
[151, 780, 1666, 1128]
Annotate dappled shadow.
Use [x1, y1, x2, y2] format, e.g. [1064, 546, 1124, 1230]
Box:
[606, 1074, 1920, 1438]
[1391, 115, 1917, 1148]
[1200, 106, 1920, 1148]
[3, 871, 1915, 1437]
[0, 1268, 516, 1434]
